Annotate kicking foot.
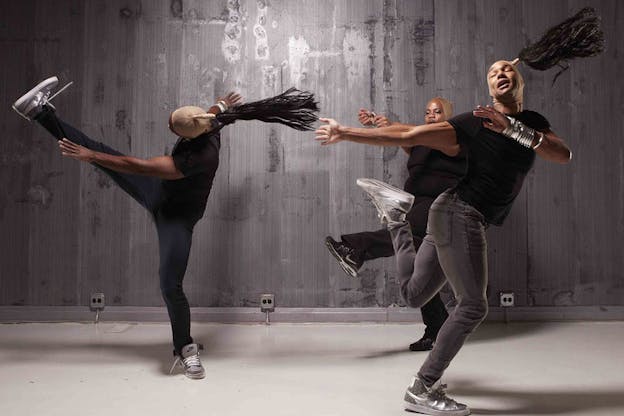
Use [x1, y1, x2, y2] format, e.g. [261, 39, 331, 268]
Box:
[12, 76, 72, 120]
[356, 178, 414, 225]
[404, 377, 470, 415]
[325, 236, 363, 278]
[169, 343, 205, 379]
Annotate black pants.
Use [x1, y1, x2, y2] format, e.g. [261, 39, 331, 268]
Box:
[36, 107, 196, 353]
[341, 197, 448, 339]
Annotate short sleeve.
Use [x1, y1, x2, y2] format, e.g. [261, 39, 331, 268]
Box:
[519, 110, 551, 132]
[172, 133, 220, 177]
[447, 112, 482, 145]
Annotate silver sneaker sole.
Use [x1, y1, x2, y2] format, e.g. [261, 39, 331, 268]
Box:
[12, 76, 59, 120]
[405, 401, 470, 416]
[356, 178, 414, 223]
[356, 178, 414, 204]
[185, 369, 206, 380]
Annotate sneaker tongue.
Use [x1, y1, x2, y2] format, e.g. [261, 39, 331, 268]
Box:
[181, 344, 198, 357]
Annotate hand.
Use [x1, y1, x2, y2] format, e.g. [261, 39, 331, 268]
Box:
[358, 108, 376, 126]
[472, 105, 510, 133]
[315, 117, 343, 146]
[373, 114, 390, 127]
[218, 92, 243, 109]
[59, 138, 96, 162]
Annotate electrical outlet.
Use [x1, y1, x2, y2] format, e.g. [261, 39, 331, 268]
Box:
[499, 291, 515, 307]
[90, 293, 105, 310]
[260, 294, 275, 312]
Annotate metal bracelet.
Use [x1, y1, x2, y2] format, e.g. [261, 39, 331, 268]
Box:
[532, 132, 544, 149]
[502, 116, 536, 149]
[216, 101, 228, 112]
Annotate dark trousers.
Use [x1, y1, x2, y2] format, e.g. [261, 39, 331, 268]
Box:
[341, 198, 449, 339]
[36, 107, 196, 353]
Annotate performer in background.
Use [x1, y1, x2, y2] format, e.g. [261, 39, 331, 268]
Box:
[325, 98, 465, 351]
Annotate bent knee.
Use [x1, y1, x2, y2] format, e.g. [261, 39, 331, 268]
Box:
[456, 299, 488, 323]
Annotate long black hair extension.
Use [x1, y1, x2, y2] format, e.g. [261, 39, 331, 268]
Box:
[216, 87, 319, 131]
[516, 7, 605, 84]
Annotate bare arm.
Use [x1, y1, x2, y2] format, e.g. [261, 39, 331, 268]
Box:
[316, 118, 460, 156]
[59, 138, 185, 180]
[358, 109, 413, 155]
[533, 129, 571, 164]
[473, 105, 571, 164]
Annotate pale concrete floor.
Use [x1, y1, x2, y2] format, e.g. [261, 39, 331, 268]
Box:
[0, 321, 623, 416]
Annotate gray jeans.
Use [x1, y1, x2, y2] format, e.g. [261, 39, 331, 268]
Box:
[390, 189, 488, 386]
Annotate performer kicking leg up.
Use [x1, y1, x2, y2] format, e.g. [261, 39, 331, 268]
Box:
[13, 77, 318, 379]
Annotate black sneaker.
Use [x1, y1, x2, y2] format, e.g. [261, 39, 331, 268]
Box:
[409, 335, 435, 351]
[324, 236, 363, 278]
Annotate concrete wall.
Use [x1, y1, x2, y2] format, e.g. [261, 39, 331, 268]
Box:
[1, 0, 622, 311]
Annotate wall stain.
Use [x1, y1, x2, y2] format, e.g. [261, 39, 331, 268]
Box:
[115, 110, 127, 131]
[288, 36, 310, 88]
[119, 3, 142, 20]
[87, 199, 102, 237]
[411, 19, 434, 86]
[553, 290, 576, 306]
[170, 0, 183, 19]
[16, 185, 53, 208]
[254, 0, 269, 60]
[95, 169, 113, 189]
[222, 0, 243, 63]
[94, 77, 105, 104]
[267, 127, 282, 173]
[364, 19, 377, 109]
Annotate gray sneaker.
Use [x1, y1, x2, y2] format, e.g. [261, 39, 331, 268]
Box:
[404, 377, 470, 416]
[356, 178, 414, 225]
[12, 76, 72, 120]
[169, 343, 205, 379]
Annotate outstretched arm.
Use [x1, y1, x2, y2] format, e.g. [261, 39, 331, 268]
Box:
[473, 105, 572, 164]
[315, 118, 460, 156]
[358, 109, 413, 155]
[59, 138, 184, 180]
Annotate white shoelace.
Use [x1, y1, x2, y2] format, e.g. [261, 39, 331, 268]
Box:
[169, 351, 202, 374]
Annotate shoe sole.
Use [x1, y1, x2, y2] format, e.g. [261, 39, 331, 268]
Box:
[324, 238, 358, 278]
[12, 76, 59, 119]
[185, 371, 206, 380]
[356, 178, 414, 222]
[356, 178, 414, 205]
[404, 401, 470, 416]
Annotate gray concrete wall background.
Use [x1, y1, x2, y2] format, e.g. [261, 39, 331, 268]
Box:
[1, 0, 622, 310]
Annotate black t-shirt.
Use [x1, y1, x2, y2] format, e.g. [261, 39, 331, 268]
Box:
[160, 131, 221, 220]
[448, 110, 550, 225]
[404, 146, 466, 199]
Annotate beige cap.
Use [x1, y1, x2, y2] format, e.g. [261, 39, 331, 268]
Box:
[168, 106, 215, 139]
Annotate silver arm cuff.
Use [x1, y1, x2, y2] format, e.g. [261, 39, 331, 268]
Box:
[502, 116, 536, 149]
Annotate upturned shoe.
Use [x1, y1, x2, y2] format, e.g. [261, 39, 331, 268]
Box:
[404, 376, 470, 415]
[12, 76, 72, 120]
[169, 343, 205, 379]
[324, 236, 363, 278]
[356, 178, 414, 225]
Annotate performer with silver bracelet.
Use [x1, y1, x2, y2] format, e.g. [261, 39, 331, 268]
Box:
[316, 8, 601, 411]
[315, 58, 571, 415]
